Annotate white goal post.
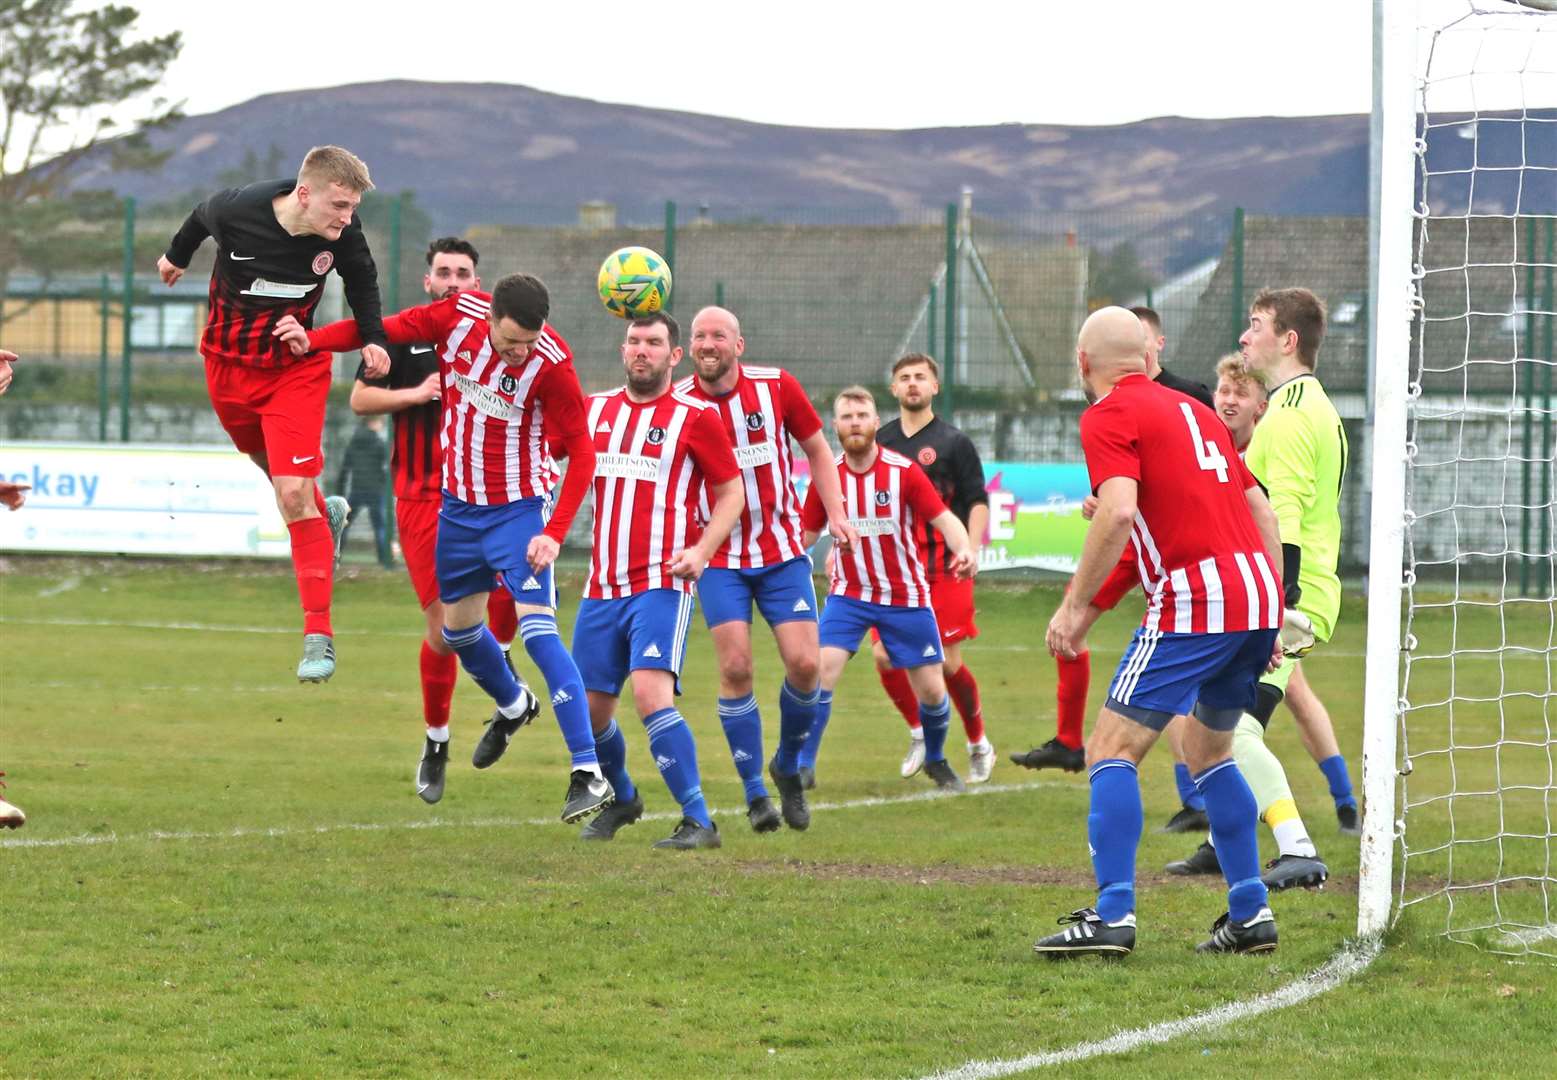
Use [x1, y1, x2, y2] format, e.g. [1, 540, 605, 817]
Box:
[1365, 0, 1557, 956]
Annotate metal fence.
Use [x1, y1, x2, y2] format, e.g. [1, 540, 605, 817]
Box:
[6, 194, 1529, 574]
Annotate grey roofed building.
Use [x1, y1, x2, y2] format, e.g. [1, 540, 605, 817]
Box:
[464, 220, 1088, 397]
[1176, 213, 1546, 400]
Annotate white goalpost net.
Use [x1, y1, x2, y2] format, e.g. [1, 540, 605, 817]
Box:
[1365, 0, 1557, 957]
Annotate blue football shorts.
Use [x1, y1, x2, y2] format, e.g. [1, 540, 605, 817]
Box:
[1106, 626, 1279, 731]
[435, 493, 556, 607]
[570, 588, 696, 697]
[698, 555, 819, 629]
[818, 593, 944, 670]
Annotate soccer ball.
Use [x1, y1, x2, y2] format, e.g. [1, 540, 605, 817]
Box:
[597, 246, 672, 319]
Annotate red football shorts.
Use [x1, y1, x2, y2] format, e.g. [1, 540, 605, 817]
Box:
[397, 496, 441, 609]
[869, 575, 978, 649]
[203, 353, 330, 478]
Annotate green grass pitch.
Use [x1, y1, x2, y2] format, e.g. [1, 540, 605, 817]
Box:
[1, 558, 1552, 1077]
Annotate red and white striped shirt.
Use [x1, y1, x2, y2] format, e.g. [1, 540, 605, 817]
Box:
[584, 385, 740, 599]
[675, 365, 822, 569]
[802, 448, 945, 608]
[1080, 373, 1282, 634]
[309, 291, 594, 543]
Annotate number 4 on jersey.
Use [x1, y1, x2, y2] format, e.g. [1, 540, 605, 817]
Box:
[1179, 403, 1229, 483]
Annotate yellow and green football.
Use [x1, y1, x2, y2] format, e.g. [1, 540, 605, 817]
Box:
[597, 245, 672, 319]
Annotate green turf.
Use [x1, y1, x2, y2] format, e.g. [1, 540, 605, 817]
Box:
[1, 560, 1553, 1077]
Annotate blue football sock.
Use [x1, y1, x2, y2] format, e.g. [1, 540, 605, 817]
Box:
[776, 679, 818, 775]
[519, 614, 597, 771]
[1175, 762, 1207, 811]
[1318, 754, 1357, 809]
[717, 693, 767, 801]
[1195, 758, 1270, 922]
[644, 707, 710, 828]
[1088, 759, 1142, 922]
[441, 622, 522, 710]
[594, 719, 636, 805]
[920, 695, 952, 763]
[797, 689, 833, 770]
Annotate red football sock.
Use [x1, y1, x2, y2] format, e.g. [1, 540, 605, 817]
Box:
[487, 584, 519, 647]
[879, 664, 922, 730]
[286, 517, 334, 636]
[1055, 650, 1091, 750]
[420, 640, 459, 730]
[312, 483, 328, 517]
[946, 664, 985, 744]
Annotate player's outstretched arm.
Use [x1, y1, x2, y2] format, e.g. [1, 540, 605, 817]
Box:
[928, 509, 977, 579]
[672, 476, 745, 581]
[349, 372, 440, 417]
[159, 196, 219, 286]
[797, 430, 857, 551]
[1063, 477, 1137, 613]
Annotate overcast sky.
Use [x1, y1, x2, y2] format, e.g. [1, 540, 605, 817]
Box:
[124, 0, 1392, 130]
[104, 1, 1557, 132]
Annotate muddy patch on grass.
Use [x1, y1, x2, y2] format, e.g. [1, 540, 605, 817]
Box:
[733, 857, 1360, 895]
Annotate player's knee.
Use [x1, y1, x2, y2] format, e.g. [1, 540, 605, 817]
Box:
[718, 655, 755, 693]
[871, 643, 892, 672]
[273, 482, 312, 522]
[631, 680, 673, 720]
[784, 651, 819, 689]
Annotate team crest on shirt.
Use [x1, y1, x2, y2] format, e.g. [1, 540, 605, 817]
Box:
[311, 251, 334, 275]
[646, 426, 667, 446]
[918, 447, 937, 467]
[745, 411, 765, 432]
[499, 373, 518, 395]
[875, 490, 891, 506]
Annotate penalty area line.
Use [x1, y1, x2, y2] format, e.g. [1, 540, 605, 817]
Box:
[912, 936, 1383, 1080]
[0, 778, 1066, 851]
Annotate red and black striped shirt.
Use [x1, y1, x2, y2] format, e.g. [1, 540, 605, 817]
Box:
[357, 342, 443, 501]
[876, 415, 988, 583]
[164, 178, 386, 369]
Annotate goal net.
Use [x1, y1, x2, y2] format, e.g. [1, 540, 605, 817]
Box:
[1366, 0, 1557, 957]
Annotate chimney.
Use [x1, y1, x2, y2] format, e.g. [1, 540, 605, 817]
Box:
[579, 201, 617, 230]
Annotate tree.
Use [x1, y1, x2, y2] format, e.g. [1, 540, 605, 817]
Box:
[0, 0, 181, 322]
[1086, 241, 1156, 311]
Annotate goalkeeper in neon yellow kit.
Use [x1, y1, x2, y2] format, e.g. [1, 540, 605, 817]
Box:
[1167, 287, 1353, 891]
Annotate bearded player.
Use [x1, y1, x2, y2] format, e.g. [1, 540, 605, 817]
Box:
[571, 312, 745, 849]
[794, 386, 978, 801]
[874, 353, 996, 784]
[157, 146, 389, 683]
[672, 306, 857, 832]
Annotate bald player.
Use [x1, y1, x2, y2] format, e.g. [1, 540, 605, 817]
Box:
[672, 306, 855, 832]
[1035, 307, 1284, 958]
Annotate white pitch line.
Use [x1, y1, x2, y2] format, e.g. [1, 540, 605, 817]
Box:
[0, 616, 1388, 661]
[914, 936, 1383, 1080]
[0, 778, 1068, 851]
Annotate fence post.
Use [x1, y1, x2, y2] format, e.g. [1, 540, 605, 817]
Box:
[715, 280, 724, 308]
[928, 280, 937, 357]
[663, 201, 677, 311]
[1542, 217, 1554, 575]
[98, 273, 111, 442]
[120, 196, 136, 443]
[1230, 206, 1245, 348]
[1523, 216, 1538, 596]
[943, 201, 957, 419]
